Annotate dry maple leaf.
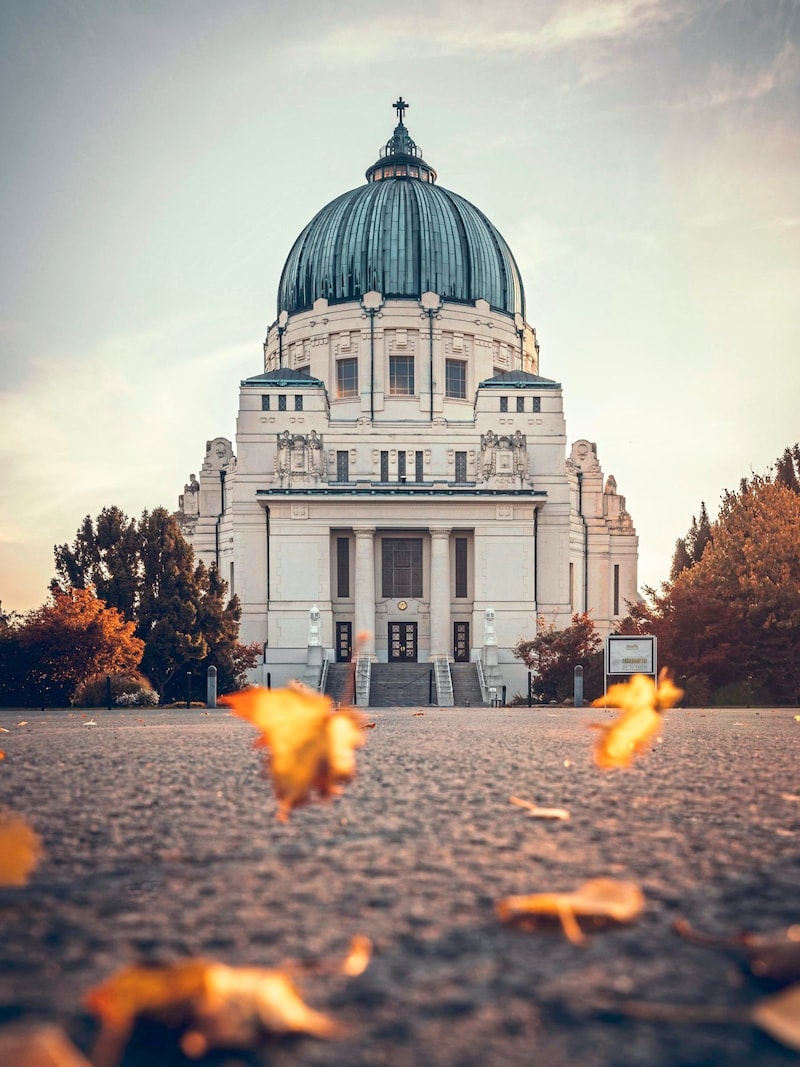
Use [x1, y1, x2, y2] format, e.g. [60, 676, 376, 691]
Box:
[675, 918, 800, 984]
[496, 877, 645, 945]
[509, 796, 570, 821]
[590, 669, 682, 769]
[752, 983, 800, 1051]
[0, 1023, 93, 1067]
[221, 683, 365, 820]
[85, 958, 340, 1065]
[0, 810, 43, 886]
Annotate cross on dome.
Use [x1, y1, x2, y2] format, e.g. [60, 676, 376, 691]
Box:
[393, 96, 409, 123]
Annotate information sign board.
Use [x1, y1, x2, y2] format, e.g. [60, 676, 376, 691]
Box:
[606, 635, 656, 677]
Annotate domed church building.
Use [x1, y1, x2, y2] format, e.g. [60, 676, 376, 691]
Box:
[176, 100, 638, 703]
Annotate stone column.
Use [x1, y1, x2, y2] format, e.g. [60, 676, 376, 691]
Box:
[429, 527, 452, 658]
[353, 527, 376, 656]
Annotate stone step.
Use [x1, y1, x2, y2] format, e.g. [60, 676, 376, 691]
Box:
[324, 662, 355, 704]
[368, 663, 435, 707]
[450, 663, 488, 706]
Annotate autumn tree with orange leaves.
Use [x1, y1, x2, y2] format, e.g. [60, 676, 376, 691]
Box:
[622, 460, 800, 706]
[6, 587, 144, 707]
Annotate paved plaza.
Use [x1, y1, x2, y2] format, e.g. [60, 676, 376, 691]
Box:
[0, 704, 798, 1066]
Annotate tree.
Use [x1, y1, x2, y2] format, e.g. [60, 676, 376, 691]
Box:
[628, 475, 800, 705]
[18, 587, 144, 706]
[775, 443, 800, 494]
[53, 506, 256, 699]
[670, 502, 712, 580]
[514, 612, 603, 703]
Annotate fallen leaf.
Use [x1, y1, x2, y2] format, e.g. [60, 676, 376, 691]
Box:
[413, 712, 424, 717]
[0, 1023, 93, 1066]
[0, 811, 43, 886]
[509, 796, 570, 821]
[83, 719, 98, 727]
[340, 935, 372, 977]
[363, 722, 377, 729]
[15, 721, 28, 727]
[221, 683, 365, 821]
[0, 726, 9, 733]
[752, 983, 800, 1050]
[86, 958, 340, 1065]
[496, 877, 644, 944]
[675, 919, 800, 984]
[590, 669, 682, 769]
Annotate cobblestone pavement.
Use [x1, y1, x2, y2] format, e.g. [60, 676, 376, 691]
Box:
[0, 704, 798, 1066]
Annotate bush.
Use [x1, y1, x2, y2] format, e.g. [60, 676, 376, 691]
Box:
[712, 679, 770, 707]
[72, 671, 158, 708]
[115, 688, 159, 707]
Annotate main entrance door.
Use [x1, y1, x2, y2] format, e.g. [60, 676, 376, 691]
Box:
[389, 621, 417, 662]
[336, 622, 352, 662]
[453, 621, 470, 662]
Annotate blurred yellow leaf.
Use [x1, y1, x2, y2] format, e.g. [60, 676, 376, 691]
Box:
[0, 811, 43, 886]
[590, 669, 682, 769]
[509, 796, 570, 820]
[222, 683, 365, 821]
[340, 935, 372, 977]
[85, 958, 340, 1063]
[496, 877, 644, 944]
[752, 983, 800, 1051]
[0, 1023, 93, 1067]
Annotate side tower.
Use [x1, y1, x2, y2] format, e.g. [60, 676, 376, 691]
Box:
[177, 100, 638, 693]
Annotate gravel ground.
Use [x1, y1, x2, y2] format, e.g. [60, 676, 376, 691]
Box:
[0, 704, 798, 1067]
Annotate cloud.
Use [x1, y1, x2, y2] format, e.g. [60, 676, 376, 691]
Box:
[669, 39, 800, 111]
[298, 0, 691, 65]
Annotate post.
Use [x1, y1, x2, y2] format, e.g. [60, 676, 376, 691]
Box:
[106, 674, 112, 710]
[206, 665, 217, 709]
[527, 670, 532, 708]
[186, 672, 192, 709]
[574, 664, 584, 708]
[429, 670, 433, 704]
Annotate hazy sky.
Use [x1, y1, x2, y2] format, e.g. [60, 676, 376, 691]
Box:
[1, 0, 798, 614]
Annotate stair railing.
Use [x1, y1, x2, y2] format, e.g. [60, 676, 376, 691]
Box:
[475, 657, 490, 704]
[354, 654, 371, 707]
[318, 654, 330, 695]
[432, 655, 454, 707]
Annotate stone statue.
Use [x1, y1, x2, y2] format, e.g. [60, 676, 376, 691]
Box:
[483, 606, 497, 645]
[604, 475, 617, 495]
[277, 430, 291, 475]
[480, 430, 496, 479]
[512, 431, 528, 478]
[308, 604, 321, 646]
[308, 429, 323, 473]
[179, 474, 200, 516]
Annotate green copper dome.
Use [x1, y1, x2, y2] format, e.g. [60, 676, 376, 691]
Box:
[277, 101, 526, 320]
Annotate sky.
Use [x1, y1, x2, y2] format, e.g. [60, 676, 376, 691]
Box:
[1, 0, 798, 615]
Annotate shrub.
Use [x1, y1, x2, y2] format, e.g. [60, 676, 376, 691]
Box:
[72, 671, 158, 708]
[115, 688, 159, 707]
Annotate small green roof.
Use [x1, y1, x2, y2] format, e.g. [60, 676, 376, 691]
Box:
[479, 370, 560, 389]
[242, 368, 324, 387]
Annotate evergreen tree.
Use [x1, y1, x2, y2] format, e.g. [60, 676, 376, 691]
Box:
[775, 443, 800, 494]
[51, 506, 257, 699]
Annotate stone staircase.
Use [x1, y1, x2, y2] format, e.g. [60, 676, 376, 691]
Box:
[450, 663, 488, 706]
[368, 663, 434, 707]
[323, 662, 355, 705]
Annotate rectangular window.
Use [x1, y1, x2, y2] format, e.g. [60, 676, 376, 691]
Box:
[445, 359, 466, 399]
[533, 396, 541, 413]
[380, 450, 389, 482]
[614, 564, 620, 616]
[415, 451, 424, 482]
[336, 451, 349, 482]
[278, 395, 287, 411]
[381, 538, 423, 598]
[455, 451, 467, 483]
[389, 355, 415, 395]
[294, 395, 303, 411]
[337, 537, 350, 598]
[398, 452, 406, 482]
[516, 396, 525, 412]
[336, 357, 358, 398]
[261, 395, 270, 410]
[500, 396, 508, 412]
[455, 538, 468, 598]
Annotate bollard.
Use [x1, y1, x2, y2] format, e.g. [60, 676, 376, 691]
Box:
[429, 670, 433, 704]
[186, 671, 192, 709]
[106, 674, 112, 710]
[528, 670, 532, 708]
[574, 664, 584, 708]
[206, 665, 217, 709]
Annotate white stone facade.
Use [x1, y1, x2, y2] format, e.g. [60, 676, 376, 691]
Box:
[177, 291, 637, 695]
